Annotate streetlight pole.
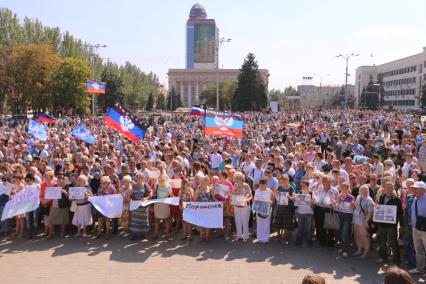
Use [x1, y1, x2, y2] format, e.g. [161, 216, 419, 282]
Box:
[216, 37, 231, 110]
[86, 43, 107, 117]
[336, 53, 359, 109]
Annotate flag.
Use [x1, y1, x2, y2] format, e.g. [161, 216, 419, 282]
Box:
[86, 80, 106, 94]
[204, 112, 244, 138]
[28, 119, 48, 141]
[190, 106, 205, 116]
[105, 103, 147, 142]
[36, 112, 57, 123]
[71, 125, 96, 144]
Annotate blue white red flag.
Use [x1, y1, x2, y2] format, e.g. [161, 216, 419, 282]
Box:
[28, 119, 48, 141]
[71, 125, 96, 144]
[190, 106, 205, 116]
[36, 112, 57, 123]
[105, 103, 147, 142]
[86, 80, 106, 94]
[204, 112, 244, 138]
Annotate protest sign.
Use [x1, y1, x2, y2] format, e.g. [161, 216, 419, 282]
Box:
[294, 194, 312, 207]
[276, 192, 289, 206]
[170, 179, 182, 188]
[373, 204, 397, 224]
[1, 187, 39, 221]
[69, 187, 87, 200]
[89, 194, 123, 218]
[0, 182, 13, 196]
[231, 195, 248, 207]
[44, 187, 62, 200]
[215, 184, 229, 198]
[333, 201, 354, 214]
[139, 197, 179, 208]
[254, 190, 270, 202]
[252, 200, 271, 216]
[183, 202, 223, 228]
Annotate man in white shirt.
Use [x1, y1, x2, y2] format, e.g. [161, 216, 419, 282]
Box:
[250, 159, 264, 188]
[371, 154, 384, 179]
[210, 146, 222, 172]
[240, 155, 255, 175]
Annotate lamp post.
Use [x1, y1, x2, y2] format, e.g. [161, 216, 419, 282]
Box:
[216, 37, 231, 110]
[336, 53, 359, 109]
[86, 43, 107, 117]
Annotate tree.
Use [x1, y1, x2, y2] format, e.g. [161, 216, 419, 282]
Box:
[97, 67, 123, 113]
[145, 92, 154, 111]
[166, 87, 183, 111]
[269, 89, 285, 101]
[364, 79, 379, 110]
[155, 93, 166, 110]
[283, 86, 299, 96]
[49, 57, 91, 115]
[377, 73, 385, 108]
[200, 81, 236, 110]
[232, 53, 267, 111]
[421, 84, 426, 108]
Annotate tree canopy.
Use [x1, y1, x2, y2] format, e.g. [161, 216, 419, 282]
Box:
[200, 81, 236, 110]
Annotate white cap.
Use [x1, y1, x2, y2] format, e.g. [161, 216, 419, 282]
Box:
[412, 181, 426, 190]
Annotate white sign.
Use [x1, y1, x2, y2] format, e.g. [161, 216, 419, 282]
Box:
[215, 184, 229, 198]
[69, 187, 86, 200]
[89, 194, 123, 218]
[0, 182, 13, 196]
[294, 194, 312, 207]
[333, 200, 354, 214]
[170, 179, 182, 188]
[270, 101, 278, 113]
[183, 202, 223, 228]
[252, 200, 271, 216]
[148, 170, 160, 179]
[44, 187, 62, 200]
[254, 190, 270, 202]
[1, 187, 40, 221]
[231, 195, 248, 207]
[373, 204, 397, 224]
[138, 197, 179, 208]
[276, 192, 289, 206]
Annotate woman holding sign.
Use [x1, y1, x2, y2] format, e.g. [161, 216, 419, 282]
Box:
[195, 176, 213, 242]
[213, 171, 234, 239]
[231, 172, 252, 242]
[153, 174, 173, 241]
[335, 182, 354, 257]
[129, 172, 152, 240]
[254, 178, 275, 244]
[11, 174, 25, 238]
[95, 176, 117, 240]
[272, 174, 296, 243]
[71, 175, 92, 238]
[178, 178, 194, 241]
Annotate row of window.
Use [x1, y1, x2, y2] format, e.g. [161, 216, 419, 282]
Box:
[383, 100, 415, 106]
[383, 77, 416, 87]
[382, 65, 417, 77]
[384, 89, 416, 97]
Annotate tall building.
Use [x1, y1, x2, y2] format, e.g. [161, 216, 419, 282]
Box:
[355, 47, 426, 110]
[168, 3, 269, 108]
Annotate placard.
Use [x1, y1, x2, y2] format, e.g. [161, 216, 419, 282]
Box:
[44, 187, 62, 200]
[89, 194, 123, 218]
[231, 195, 248, 207]
[373, 204, 397, 224]
[0, 182, 13, 196]
[333, 200, 354, 214]
[170, 179, 182, 188]
[254, 190, 270, 202]
[294, 194, 312, 207]
[183, 202, 223, 228]
[69, 187, 87, 200]
[1, 187, 39, 221]
[276, 192, 289, 206]
[215, 184, 229, 198]
[252, 200, 271, 216]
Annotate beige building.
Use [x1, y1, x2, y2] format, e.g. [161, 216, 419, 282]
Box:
[355, 47, 426, 110]
[168, 68, 269, 107]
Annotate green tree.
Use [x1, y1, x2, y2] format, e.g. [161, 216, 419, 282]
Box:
[97, 67, 123, 113]
[364, 79, 379, 110]
[200, 81, 236, 110]
[269, 89, 285, 101]
[145, 92, 154, 111]
[155, 93, 166, 110]
[49, 57, 91, 115]
[232, 53, 267, 111]
[283, 86, 299, 96]
[166, 87, 183, 111]
[377, 73, 385, 108]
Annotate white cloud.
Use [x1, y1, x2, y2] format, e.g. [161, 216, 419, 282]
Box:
[354, 25, 419, 40]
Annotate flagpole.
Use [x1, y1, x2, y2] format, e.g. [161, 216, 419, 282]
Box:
[92, 92, 95, 118]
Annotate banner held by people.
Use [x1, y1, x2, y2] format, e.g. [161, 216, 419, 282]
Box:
[1, 187, 40, 221]
[183, 202, 223, 229]
[130, 197, 180, 211]
[89, 194, 123, 218]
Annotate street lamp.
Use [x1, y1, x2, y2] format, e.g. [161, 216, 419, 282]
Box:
[86, 43, 107, 116]
[216, 37, 231, 110]
[336, 53, 359, 109]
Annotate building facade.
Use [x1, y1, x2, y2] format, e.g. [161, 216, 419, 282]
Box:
[355, 47, 426, 110]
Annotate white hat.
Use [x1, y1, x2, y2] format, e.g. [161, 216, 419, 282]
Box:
[412, 181, 426, 190]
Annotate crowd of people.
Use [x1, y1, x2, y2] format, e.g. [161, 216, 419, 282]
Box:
[1, 109, 426, 276]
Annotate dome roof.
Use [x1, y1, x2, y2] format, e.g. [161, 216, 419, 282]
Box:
[189, 3, 207, 19]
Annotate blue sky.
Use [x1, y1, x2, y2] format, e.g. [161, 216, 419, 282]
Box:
[2, 0, 426, 89]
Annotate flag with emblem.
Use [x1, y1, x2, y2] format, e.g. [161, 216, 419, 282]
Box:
[86, 80, 106, 94]
[105, 103, 147, 142]
[71, 125, 96, 144]
[204, 111, 244, 138]
[28, 119, 48, 141]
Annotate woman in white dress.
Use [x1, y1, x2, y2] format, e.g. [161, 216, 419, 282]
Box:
[72, 175, 93, 237]
[254, 178, 275, 244]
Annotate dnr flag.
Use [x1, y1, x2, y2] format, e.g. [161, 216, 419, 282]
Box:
[86, 80, 106, 94]
[105, 103, 147, 142]
[204, 112, 244, 138]
[36, 112, 57, 123]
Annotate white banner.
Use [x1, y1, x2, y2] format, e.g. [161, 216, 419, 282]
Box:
[0, 182, 13, 196]
[333, 201, 354, 214]
[373, 204, 397, 224]
[69, 187, 87, 200]
[129, 197, 180, 210]
[89, 194, 123, 218]
[1, 187, 40, 221]
[183, 202, 223, 228]
[44, 187, 62, 200]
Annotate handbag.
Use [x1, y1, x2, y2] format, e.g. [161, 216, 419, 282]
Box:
[70, 201, 77, 213]
[324, 210, 340, 231]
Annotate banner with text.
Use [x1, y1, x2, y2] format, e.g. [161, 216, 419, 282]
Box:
[183, 202, 223, 229]
[89, 194, 123, 218]
[1, 187, 40, 221]
[130, 197, 180, 211]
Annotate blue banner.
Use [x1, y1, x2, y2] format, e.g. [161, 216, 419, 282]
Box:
[28, 120, 48, 141]
[71, 125, 96, 144]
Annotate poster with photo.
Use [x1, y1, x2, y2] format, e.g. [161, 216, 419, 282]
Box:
[252, 200, 271, 216]
[333, 201, 354, 214]
[276, 192, 289, 206]
[231, 195, 248, 207]
[294, 194, 311, 207]
[215, 184, 229, 199]
[373, 205, 397, 224]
